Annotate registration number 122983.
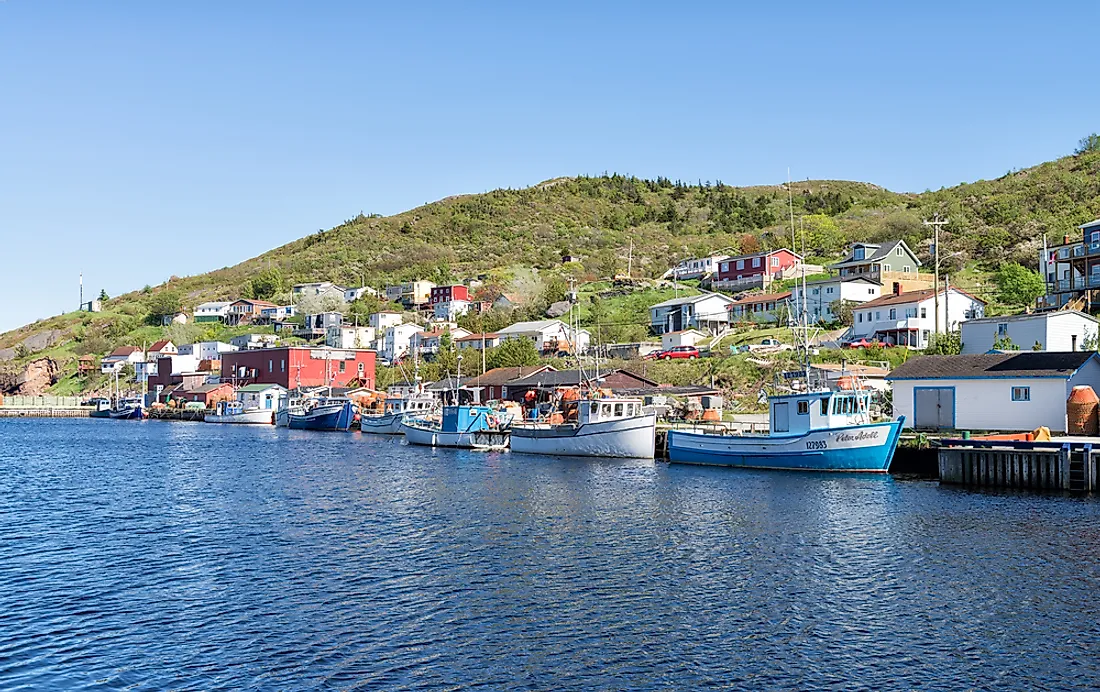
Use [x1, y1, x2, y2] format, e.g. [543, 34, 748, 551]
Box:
[805, 440, 828, 451]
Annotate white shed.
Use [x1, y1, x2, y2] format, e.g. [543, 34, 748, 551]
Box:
[888, 352, 1100, 433]
[960, 310, 1099, 354]
[661, 329, 708, 350]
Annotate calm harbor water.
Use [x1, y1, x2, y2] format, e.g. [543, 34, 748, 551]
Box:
[2, 419, 1100, 690]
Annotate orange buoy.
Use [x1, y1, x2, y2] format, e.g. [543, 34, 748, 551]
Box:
[837, 376, 857, 390]
[1067, 386, 1099, 436]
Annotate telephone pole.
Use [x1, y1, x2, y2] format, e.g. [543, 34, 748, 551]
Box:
[923, 216, 949, 337]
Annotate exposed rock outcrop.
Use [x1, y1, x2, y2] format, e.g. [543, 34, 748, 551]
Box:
[0, 358, 60, 396]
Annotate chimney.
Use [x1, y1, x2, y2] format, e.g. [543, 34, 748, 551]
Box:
[893, 281, 902, 296]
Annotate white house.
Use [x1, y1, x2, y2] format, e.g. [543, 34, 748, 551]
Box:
[236, 383, 287, 411]
[260, 305, 296, 321]
[888, 352, 1100, 432]
[666, 254, 730, 280]
[194, 301, 232, 324]
[292, 282, 347, 301]
[370, 311, 405, 331]
[433, 299, 472, 321]
[848, 287, 984, 348]
[381, 323, 422, 363]
[661, 329, 708, 350]
[179, 341, 238, 361]
[790, 277, 881, 325]
[230, 334, 279, 350]
[326, 325, 376, 350]
[101, 346, 144, 374]
[960, 311, 1099, 354]
[344, 286, 378, 303]
[649, 293, 734, 335]
[498, 320, 590, 354]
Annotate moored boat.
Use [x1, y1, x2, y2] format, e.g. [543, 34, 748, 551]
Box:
[288, 397, 357, 432]
[401, 405, 511, 449]
[667, 389, 904, 472]
[510, 397, 656, 459]
[205, 400, 275, 425]
[360, 395, 436, 434]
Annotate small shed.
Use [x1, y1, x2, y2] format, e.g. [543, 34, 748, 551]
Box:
[888, 352, 1100, 432]
[237, 383, 287, 410]
[661, 329, 708, 350]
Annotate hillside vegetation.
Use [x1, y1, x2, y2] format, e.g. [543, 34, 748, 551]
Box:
[4, 144, 1100, 394]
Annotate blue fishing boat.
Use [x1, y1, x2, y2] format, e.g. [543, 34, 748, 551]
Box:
[667, 388, 904, 472]
[401, 405, 510, 449]
[288, 397, 357, 432]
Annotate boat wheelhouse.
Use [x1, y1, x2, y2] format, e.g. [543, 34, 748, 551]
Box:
[402, 405, 510, 449]
[205, 400, 276, 425]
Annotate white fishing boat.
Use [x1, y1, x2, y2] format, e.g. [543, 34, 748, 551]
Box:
[276, 395, 307, 427]
[205, 400, 275, 425]
[510, 397, 656, 459]
[360, 395, 437, 434]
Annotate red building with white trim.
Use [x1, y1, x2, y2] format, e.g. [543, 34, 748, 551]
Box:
[430, 284, 470, 305]
[220, 346, 376, 389]
[715, 249, 801, 283]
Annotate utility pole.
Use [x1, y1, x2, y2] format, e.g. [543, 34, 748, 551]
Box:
[923, 216, 949, 336]
[79, 272, 83, 311]
[626, 239, 634, 278]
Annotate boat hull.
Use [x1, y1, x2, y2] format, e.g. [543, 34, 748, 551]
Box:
[101, 406, 142, 420]
[205, 409, 275, 425]
[401, 422, 510, 449]
[288, 402, 356, 432]
[510, 414, 656, 459]
[359, 412, 405, 434]
[667, 418, 905, 472]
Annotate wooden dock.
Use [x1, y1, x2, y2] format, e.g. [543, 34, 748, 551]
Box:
[0, 407, 91, 418]
[939, 442, 1098, 492]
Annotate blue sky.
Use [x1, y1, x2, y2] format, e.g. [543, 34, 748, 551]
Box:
[1, 1, 1097, 332]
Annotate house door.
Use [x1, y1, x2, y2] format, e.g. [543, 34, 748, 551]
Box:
[671, 311, 683, 332]
[914, 387, 954, 430]
[773, 402, 790, 433]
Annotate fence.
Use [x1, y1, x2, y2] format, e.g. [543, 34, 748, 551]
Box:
[0, 395, 85, 408]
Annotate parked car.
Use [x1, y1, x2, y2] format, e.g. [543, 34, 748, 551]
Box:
[655, 345, 700, 360]
[747, 338, 793, 353]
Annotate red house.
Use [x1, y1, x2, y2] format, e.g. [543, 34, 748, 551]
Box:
[220, 346, 376, 390]
[430, 284, 469, 305]
[715, 249, 801, 283]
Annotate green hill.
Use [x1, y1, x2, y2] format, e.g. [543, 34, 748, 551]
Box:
[5, 145, 1100, 394]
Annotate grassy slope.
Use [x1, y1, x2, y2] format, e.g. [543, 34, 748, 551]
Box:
[6, 149, 1100, 391]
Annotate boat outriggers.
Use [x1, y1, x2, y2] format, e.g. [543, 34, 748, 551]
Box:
[667, 388, 904, 472]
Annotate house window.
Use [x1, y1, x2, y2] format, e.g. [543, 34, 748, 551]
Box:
[875, 311, 881, 320]
[797, 400, 809, 415]
[905, 308, 916, 318]
[903, 267, 912, 273]
[889, 308, 896, 319]
[1092, 231, 1099, 243]
[920, 308, 927, 318]
[1012, 386, 1030, 402]
[339, 361, 346, 373]
[858, 313, 863, 323]
[752, 258, 761, 268]
[883, 263, 891, 272]
[854, 248, 865, 260]
[771, 256, 779, 267]
[736, 259, 744, 270]
[869, 288, 874, 295]
[358, 362, 365, 375]
[281, 359, 286, 372]
[896, 247, 903, 256]
[268, 359, 273, 372]
[721, 263, 728, 272]
[812, 288, 820, 295]
[922, 329, 930, 343]
[997, 323, 1008, 336]
[825, 287, 834, 294]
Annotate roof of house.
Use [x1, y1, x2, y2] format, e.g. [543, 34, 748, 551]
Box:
[810, 363, 891, 377]
[149, 340, 173, 351]
[723, 248, 802, 262]
[106, 346, 140, 358]
[1078, 219, 1100, 231]
[79, 354, 97, 362]
[887, 352, 1097, 380]
[456, 332, 500, 341]
[858, 287, 985, 310]
[829, 240, 920, 269]
[962, 310, 1100, 326]
[468, 365, 555, 386]
[196, 301, 232, 310]
[232, 299, 278, 307]
[663, 329, 707, 336]
[650, 293, 734, 310]
[180, 383, 231, 394]
[237, 383, 286, 393]
[731, 291, 792, 306]
[498, 319, 569, 334]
